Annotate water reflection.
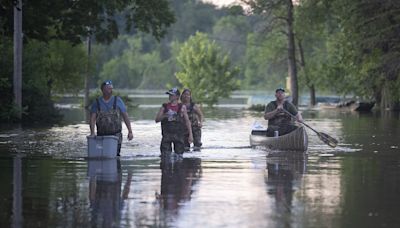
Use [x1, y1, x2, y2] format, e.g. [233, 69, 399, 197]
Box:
[158, 157, 202, 225]
[88, 159, 132, 227]
[13, 155, 23, 228]
[265, 151, 307, 226]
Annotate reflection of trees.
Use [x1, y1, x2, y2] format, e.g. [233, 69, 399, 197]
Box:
[265, 152, 306, 224]
[340, 155, 400, 228]
[158, 157, 202, 222]
[88, 159, 132, 227]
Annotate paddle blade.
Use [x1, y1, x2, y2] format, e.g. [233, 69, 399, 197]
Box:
[317, 132, 338, 148]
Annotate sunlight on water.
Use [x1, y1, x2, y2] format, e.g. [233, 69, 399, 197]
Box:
[0, 106, 400, 227]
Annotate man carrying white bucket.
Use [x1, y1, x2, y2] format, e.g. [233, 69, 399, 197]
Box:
[89, 80, 133, 156]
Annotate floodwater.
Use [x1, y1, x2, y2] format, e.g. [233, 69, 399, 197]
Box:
[1, 103, 400, 227]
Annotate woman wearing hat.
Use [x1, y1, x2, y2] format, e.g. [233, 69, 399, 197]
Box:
[155, 88, 193, 157]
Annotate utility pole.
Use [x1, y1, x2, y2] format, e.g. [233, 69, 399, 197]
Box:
[13, 0, 23, 119]
[84, 35, 91, 122]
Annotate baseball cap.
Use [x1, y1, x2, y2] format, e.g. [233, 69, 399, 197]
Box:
[166, 87, 180, 96]
[275, 87, 285, 93]
[101, 80, 113, 89]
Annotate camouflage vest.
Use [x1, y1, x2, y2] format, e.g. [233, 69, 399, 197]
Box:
[186, 102, 199, 127]
[96, 96, 122, 135]
[267, 101, 295, 127]
[161, 103, 184, 135]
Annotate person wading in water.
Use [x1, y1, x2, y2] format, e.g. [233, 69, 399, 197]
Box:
[155, 88, 193, 158]
[180, 89, 204, 151]
[90, 80, 133, 156]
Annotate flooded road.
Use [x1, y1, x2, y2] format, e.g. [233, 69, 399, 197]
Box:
[0, 106, 400, 227]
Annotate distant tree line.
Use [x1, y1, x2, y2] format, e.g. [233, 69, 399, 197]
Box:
[1, 0, 399, 123]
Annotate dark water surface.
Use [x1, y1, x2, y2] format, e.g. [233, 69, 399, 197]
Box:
[1, 107, 400, 227]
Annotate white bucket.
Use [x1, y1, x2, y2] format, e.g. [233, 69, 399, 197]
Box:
[87, 135, 119, 158]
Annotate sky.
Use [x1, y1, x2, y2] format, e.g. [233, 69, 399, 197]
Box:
[202, 0, 241, 8]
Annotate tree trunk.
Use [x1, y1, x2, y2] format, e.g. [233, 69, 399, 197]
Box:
[13, 1, 23, 119]
[297, 38, 316, 106]
[84, 36, 91, 123]
[309, 84, 316, 106]
[286, 0, 298, 106]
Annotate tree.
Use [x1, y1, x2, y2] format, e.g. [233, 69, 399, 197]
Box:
[0, 0, 176, 122]
[295, 0, 334, 105]
[243, 32, 287, 90]
[98, 36, 175, 89]
[243, 0, 300, 106]
[1, 0, 175, 44]
[176, 32, 240, 106]
[321, 0, 400, 109]
[212, 15, 251, 81]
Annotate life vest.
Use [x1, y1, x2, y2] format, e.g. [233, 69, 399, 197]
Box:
[96, 96, 122, 135]
[268, 101, 294, 126]
[185, 102, 199, 127]
[161, 103, 184, 135]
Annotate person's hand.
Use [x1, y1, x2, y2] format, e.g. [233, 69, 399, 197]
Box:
[90, 132, 95, 137]
[127, 132, 133, 141]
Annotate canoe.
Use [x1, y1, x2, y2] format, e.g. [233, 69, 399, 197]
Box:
[250, 126, 308, 151]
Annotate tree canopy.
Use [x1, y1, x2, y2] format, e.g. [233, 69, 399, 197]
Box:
[0, 0, 175, 44]
[176, 32, 240, 106]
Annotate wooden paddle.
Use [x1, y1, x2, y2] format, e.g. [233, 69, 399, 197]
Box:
[282, 109, 338, 148]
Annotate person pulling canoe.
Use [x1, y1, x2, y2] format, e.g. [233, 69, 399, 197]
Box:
[264, 88, 303, 137]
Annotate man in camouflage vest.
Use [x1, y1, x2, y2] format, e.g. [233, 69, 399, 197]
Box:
[90, 80, 133, 156]
[264, 88, 303, 137]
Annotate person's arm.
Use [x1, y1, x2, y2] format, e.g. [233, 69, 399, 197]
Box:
[296, 112, 303, 122]
[121, 112, 133, 140]
[193, 104, 204, 128]
[285, 102, 303, 122]
[155, 106, 166, 123]
[90, 113, 97, 136]
[181, 105, 193, 143]
[117, 97, 133, 140]
[264, 103, 283, 120]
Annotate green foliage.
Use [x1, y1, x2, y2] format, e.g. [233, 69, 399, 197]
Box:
[22, 86, 63, 124]
[176, 32, 240, 106]
[1, 0, 175, 44]
[318, 0, 400, 107]
[47, 41, 87, 94]
[0, 38, 86, 123]
[98, 35, 178, 89]
[23, 40, 87, 94]
[212, 15, 251, 80]
[243, 33, 287, 90]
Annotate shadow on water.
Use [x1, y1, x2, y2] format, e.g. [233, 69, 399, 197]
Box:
[265, 151, 307, 227]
